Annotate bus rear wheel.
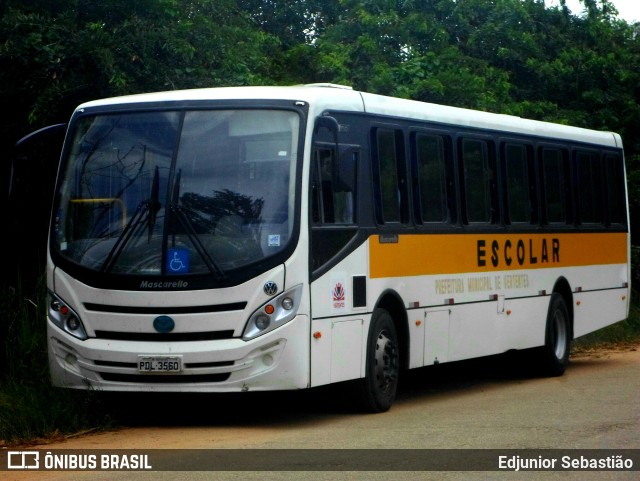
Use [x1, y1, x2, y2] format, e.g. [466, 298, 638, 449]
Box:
[358, 308, 400, 413]
[536, 293, 571, 377]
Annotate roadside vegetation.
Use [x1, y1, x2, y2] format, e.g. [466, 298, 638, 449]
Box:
[0, 279, 114, 446]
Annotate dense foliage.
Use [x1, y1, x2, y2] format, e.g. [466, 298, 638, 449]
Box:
[1, 0, 639, 274]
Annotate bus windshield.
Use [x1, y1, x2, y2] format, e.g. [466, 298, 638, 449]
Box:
[53, 109, 300, 277]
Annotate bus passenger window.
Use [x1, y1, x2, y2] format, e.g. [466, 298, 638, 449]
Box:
[605, 154, 626, 225]
[461, 138, 494, 223]
[541, 148, 568, 224]
[577, 151, 603, 224]
[415, 134, 448, 223]
[504, 143, 531, 223]
[375, 129, 404, 224]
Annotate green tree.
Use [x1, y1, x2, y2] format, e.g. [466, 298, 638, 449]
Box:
[0, 0, 276, 141]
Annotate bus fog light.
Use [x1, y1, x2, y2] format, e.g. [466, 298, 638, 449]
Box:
[262, 354, 274, 366]
[282, 297, 294, 310]
[255, 315, 271, 331]
[64, 353, 78, 365]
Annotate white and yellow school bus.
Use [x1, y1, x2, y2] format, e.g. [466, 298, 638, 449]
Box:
[47, 84, 630, 412]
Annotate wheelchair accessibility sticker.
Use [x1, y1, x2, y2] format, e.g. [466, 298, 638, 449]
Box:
[166, 248, 189, 273]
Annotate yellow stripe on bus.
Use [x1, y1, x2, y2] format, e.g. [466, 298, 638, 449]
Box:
[369, 232, 628, 278]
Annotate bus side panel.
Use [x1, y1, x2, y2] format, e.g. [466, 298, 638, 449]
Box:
[407, 308, 426, 368]
[500, 297, 549, 351]
[443, 296, 550, 364]
[422, 308, 450, 366]
[447, 302, 515, 363]
[572, 288, 629, 338]
[310, 243, 369, 387]
[309, 315, 364, 387]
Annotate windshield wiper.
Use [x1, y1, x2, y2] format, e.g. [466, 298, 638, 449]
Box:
[100, 200, 151, 273]
[168, 169, 226, 280]
[169, 204, 226, 280]
[101, 166, 161, 273]
[148, 166, 161, 241]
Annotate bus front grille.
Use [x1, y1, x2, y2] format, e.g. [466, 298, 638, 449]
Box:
[99, 372, 231, 383]
[94, 330, 235, 341]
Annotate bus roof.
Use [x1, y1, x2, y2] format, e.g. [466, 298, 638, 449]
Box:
[76, 84, 622, 148]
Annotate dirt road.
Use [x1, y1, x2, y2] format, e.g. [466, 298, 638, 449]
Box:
[3, 347, 639, 481]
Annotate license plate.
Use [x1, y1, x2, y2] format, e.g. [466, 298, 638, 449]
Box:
[138, 356, 182, 373]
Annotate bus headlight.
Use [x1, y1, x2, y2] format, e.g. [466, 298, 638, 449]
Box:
[242, 284, 303, 340]
[48, 291, 88, 341]
[255, 314, 271, 331]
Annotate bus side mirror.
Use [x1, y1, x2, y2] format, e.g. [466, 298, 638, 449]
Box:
[313, 116, 357, 192]
[10, 123, 67, 197]
[313, 116, 340, 141]
[5, 123, 67, 289]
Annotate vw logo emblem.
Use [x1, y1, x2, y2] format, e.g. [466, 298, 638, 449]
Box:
[264, 281, 278, 296]
[153, 315, 175, 333]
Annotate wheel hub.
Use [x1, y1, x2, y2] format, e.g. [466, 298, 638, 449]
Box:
[374, 330, 399, 393]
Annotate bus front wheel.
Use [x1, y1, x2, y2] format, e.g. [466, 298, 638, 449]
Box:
[358, 308, 400, 413]
[536, 293, 571, 377]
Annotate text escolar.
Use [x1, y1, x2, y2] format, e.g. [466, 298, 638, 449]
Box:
[477, 238, 560, 268]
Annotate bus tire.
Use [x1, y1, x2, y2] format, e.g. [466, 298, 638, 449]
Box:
[358, 308, 400, 413]
[536, 293, 571, 377]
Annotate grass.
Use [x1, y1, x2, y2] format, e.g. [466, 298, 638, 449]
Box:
[0, 280, 114, 446]
[1, 278, 639, 447]
[0, 378, 109, 445]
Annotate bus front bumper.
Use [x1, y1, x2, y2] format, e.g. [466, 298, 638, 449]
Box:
[47, 315, 310, 392]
